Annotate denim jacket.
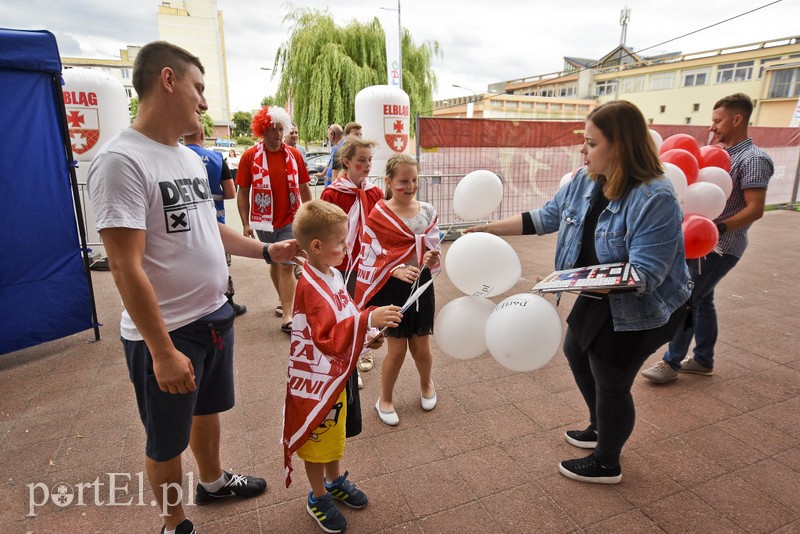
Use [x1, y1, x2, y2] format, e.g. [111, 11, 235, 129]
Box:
[529, 169, 692, 331]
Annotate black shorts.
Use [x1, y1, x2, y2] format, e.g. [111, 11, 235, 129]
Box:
[123, 303, 236, 462]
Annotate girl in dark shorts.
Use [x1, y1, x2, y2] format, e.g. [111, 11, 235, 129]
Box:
[357, 154, 441, 426]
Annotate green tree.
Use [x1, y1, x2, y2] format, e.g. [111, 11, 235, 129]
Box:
[129, 97, 139, 124]
[232, 110, 253, 137]
[201, 112, 214, 139]
[260, 95, 280, 108]
[274, 8, 440, 140]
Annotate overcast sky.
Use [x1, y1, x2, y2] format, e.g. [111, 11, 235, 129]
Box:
[5, 0, 799, 113]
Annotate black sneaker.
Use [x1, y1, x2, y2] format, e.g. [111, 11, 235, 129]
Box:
[160, 518, 196, 534]
[231, 302, 247, 316]
[564, 427, 597, 449]
[306, 491, 347, 533]
[559, 453, 622, 484]
[195, 471, 267, 505]
[325, 471, 368, 509]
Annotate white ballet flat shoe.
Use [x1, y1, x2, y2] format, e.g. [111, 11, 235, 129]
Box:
[375, 399, 399, 426]
[420, 383, 437, 411]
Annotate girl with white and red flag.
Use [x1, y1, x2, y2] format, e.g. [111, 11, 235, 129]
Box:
[320, 138, 385, 372]
[354, 153, 442, 426]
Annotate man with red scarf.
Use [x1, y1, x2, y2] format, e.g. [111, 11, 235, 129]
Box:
[237, 106, 312, 332]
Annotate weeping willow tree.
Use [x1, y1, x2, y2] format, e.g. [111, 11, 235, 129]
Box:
[274, 8, 440, 141]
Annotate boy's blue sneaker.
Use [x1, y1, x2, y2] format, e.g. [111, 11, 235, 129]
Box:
[307, 491, 347, 533]
[325, 471, 368, 509]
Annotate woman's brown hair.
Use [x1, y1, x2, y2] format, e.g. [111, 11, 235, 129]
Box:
[338, 138, 376, 171]
[586, 100, 663, 200]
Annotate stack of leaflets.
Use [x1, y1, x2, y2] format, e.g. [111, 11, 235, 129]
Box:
[532, 262, 643, 294]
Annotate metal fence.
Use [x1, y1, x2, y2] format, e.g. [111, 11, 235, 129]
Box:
[415, 116, 800, 227]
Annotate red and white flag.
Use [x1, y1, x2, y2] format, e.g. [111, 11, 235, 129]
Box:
[354, 200, 440, 308]
[282, 265, 371, 487]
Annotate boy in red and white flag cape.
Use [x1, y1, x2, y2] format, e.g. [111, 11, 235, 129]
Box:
[282, 200, 401, 533]
[354, 199, 441, 309]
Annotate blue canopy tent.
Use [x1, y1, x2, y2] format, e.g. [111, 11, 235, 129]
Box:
[0, 28, 99, 354]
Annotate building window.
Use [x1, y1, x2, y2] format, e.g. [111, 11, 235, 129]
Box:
[648, 118, 654, 125]
[121, 68, 130, 79]
[594, 79, 618, 96]
[768, 68, 800, 98]
[649, 73, 675, 90]
[490, 100, 502, 107]
[659, 105, 666, 113]
[685, 117, 692, 125]
[621, 76, 645, 93]
[693, 103, 700, 112]
[681, 68, 710, 87]
[759, 56, 783, 78]
[558, 86, 576, 97]
[125, 88, 133, 98]
[716, 61, 754, 83]
[519, 101, 532, 108]
[535, 102, 548, 110]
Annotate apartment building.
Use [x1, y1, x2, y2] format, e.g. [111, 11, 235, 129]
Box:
[476, 35, 800, 127]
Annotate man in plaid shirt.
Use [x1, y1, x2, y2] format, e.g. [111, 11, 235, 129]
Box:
[642, 93, 774, 383]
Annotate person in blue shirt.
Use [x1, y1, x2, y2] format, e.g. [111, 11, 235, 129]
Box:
[642, 93, 773, 383]
[315, 124, 344, 187]
[465, 100, 691, 485]
[184, 128, 247, 316]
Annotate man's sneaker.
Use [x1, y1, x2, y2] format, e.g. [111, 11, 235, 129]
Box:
[558, 453, 622, 484]
[564, 427, 597, 449]
[195, 471, 267, 505]
[325, 471, 368, 509]
[307, 491, 347, 533]
[678, 357, 713, 376]
[231, 302, 247, 316]
[160, 519, 196, 534]
[641, 360, 678, 383]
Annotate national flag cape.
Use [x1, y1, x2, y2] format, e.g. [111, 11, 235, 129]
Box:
[282, 264, 370, 487]
[323, 175, 383, 273]
[354, 200, 441, 309]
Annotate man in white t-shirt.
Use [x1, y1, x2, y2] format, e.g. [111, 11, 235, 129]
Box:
[87, 41, 300, 534]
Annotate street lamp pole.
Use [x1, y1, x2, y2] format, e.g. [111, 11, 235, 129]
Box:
[451, 84, 479, 118]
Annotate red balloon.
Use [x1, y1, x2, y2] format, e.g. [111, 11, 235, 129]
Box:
[699, 145, 731, 172]
[660, 134, 702, 162]
[682, 214, 719, 259]
[661, 149, 699, 185]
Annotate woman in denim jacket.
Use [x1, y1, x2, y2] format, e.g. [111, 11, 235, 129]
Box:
[466, 101, 692, 484]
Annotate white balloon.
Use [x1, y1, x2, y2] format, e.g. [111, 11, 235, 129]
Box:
[485, 293, 563, 372]
[453, 170, 503, 220]
[649, 129, 664, 152]
[662, 162, 688, 202]
[559, 172, 573, 189]
[696, 166, 733, 199]
[683, 182, 727, 220]
[434, 296, 496, 360]
[445, 233, 521, 297]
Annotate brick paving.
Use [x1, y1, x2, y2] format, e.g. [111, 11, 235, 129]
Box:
[2, 209, 798, 533]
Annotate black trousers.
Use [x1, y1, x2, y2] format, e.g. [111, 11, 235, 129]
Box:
[564, 297, 690, 467]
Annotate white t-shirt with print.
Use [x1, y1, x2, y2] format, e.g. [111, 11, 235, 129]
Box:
[88, 128, 228, 341]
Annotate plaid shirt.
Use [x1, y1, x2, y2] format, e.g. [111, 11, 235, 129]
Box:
[716, 138, 773, 258]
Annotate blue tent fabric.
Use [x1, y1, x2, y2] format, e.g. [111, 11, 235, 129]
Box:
[0, 29, 96, 355]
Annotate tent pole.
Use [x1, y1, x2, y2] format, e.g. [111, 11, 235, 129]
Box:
[51, 72, 101, 342]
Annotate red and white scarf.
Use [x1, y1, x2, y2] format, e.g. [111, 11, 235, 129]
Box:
[328, 175, 380, 272]
[249, 142, 301, 232]
[354, 200, 441, 308]
[282, 264, 371, 487]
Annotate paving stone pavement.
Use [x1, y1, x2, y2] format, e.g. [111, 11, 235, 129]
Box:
[2, 210, 798, 533]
